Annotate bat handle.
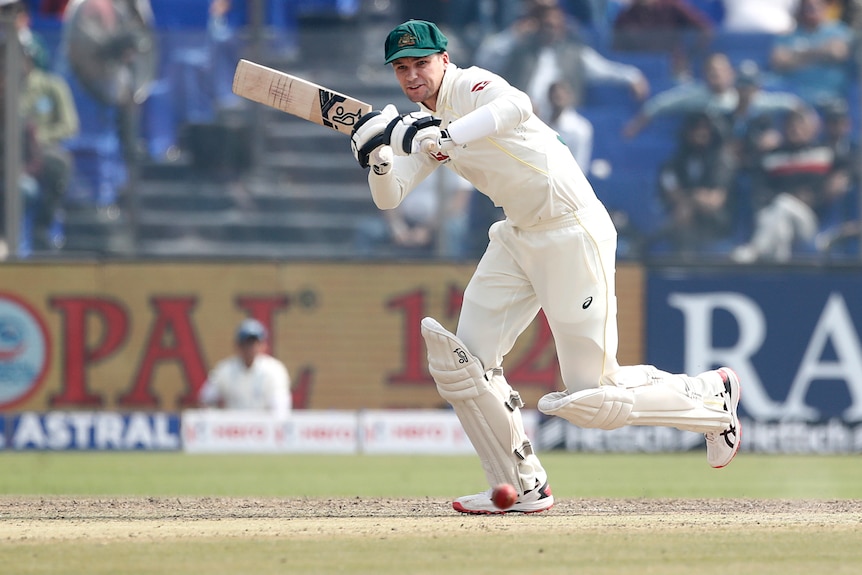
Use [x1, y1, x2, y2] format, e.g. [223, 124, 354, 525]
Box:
[420, 138, 440, 153]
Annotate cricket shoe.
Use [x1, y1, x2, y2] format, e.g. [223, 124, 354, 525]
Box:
[705, 367, 741, 468]
[452, 479, 554, 514]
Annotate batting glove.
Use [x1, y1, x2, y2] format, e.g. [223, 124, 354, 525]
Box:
[385, 112, 452, 156]
[350, 104, 398, 171]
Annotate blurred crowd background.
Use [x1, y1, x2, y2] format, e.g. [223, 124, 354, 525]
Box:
[1, 0, 861, 264]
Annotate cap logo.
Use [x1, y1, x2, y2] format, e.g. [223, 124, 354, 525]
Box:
[398, 33, 418, 48]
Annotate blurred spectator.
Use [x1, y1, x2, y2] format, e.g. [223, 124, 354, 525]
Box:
[815, 97, 859, 238]
[205, 0, 239, 109]
[841, 0, 862, 26]
[769, 0, 855, 105]
[476, 3, 649, 118]
[198, 318, 291, 419]
[20, 41, 79, 250]
[725, 60, 806, 172]
[815, 86, 860, 257]
[0, 40, 43, 258]
[650, 111, 737, 257]
[818, 97, 857, 180]
[624, 52, 736, 138]
[63, 0, 156, 167]
[171, 0, 239, 130]
[544, 80, 593, 169]
[732, 107, 846, 262]
[434, 0, 523, 59]
[625, 53, 807, 140]
[817, 96, 856, 180]
[721, 0, 798, 33]
[5, 1, 51, 70]
[38, 0, 70, 17]
[354, 169, 474, 260]
[0, 0, 17, 24]
[824, 0, 847, 21]
[612, 0, 714, 80]
[560, 0, 598, 25]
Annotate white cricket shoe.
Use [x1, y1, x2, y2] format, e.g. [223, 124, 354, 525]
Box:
[706, 367, 742, 468]
[452, 479, 554, 515]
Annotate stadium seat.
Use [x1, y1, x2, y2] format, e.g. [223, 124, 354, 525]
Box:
[61, 73, 127, 208]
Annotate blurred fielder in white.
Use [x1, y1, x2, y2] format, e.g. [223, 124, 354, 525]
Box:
[350, 20, 742, 515]
[198, 318, 291, 419]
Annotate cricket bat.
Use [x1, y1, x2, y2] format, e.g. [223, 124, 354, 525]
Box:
[231, 59, 440, 152]
[231, 59, 372, 135]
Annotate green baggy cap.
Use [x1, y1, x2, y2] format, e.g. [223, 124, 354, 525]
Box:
[384, 20, 448, 64]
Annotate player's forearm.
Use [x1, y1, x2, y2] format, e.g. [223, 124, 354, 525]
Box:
[197, 379, 220, 406]
[581, 46, 643, 86]
[368, 169, 403, 209]
[369, 153, 438, 209]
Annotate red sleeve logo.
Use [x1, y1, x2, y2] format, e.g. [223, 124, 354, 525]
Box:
[471, 81, 491, 92]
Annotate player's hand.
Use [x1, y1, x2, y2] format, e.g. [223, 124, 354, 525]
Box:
[351, 104, 398, 171]
[385, 112, 448, 156]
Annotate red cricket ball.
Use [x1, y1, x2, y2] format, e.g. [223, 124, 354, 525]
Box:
[491, 483, 518, 510]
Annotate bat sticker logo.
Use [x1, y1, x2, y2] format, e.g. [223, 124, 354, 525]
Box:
[319, 90, 362, 130]
[454, 347, 469, 364]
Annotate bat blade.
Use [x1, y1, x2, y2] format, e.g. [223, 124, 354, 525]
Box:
[232, 59, 372, 135]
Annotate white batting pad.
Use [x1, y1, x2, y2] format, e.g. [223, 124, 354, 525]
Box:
[421, 317, 545, 493]
[538, 386, 633, 429]
[421, 317, 488, 401]
[538, 382, 731, 434]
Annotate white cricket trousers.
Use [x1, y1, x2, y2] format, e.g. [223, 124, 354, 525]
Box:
[456, 205, 622, 392]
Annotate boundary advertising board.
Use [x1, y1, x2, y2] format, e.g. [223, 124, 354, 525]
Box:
[0, 262, 643, 412]
[645, 267, 862, 453]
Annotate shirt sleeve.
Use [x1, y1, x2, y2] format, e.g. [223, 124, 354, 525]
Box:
[753, 91, 805, 114]
[198, 361, 226, 406]
[641, 84, 705, 119]
[197, 379, 217, 405]
[266, 358, 291, 419]
[580, 46, 644, 86]
[368, 153, 439, 210]
[449, 68, 532, 132]
[42, 74, 80, 143]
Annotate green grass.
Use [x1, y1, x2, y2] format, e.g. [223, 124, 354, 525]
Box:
[2, 452, 860, 575]
[4, 530, 862, 575]
[0, 451, 860, 499]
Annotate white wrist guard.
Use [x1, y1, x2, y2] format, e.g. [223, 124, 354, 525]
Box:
[446, 105, 498, 145]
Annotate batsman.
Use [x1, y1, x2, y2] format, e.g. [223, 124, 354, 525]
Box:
[350, 20, 742, 514]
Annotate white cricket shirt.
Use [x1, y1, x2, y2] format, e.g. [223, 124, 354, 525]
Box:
[372, 63, 604, 228]
[198, 354, 291, 419]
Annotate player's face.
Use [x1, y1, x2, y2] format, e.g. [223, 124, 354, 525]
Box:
[391, 52, 449, 111]
[238, 338, 264, 367]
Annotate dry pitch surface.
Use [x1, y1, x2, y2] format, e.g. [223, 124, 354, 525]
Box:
[2, 497, 861, 541]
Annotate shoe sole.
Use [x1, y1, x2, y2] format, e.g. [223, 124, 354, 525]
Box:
[452, 501, 555, 515]
[713, 367, 742, 469]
